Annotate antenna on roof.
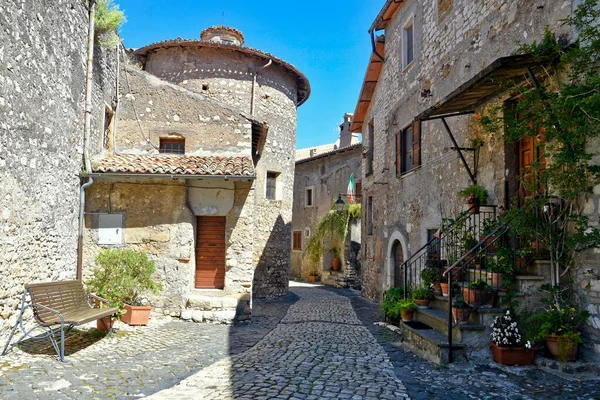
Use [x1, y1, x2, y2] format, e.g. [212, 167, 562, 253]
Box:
[222, 11, 225, 26]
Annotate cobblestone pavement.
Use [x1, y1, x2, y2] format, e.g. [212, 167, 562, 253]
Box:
[148, 282, 409, 399]
[0, 292, 296, 399]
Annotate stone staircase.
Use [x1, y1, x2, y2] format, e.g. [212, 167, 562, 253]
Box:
[321, 270, 354, 288]
[390, 259, 551, 364]
[178, 291, 251, 324]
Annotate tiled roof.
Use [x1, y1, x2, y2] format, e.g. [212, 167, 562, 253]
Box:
[93, 154, 255, 177]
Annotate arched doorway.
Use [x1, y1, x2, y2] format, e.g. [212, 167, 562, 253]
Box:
[392, 240, 404, 288]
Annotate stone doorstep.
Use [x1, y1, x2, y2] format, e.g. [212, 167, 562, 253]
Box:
[180, 309, 237, 325]
[186, 292, 250, 311]
[376, 321, 466, 365]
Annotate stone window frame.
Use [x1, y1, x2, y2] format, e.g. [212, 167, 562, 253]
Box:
[265, 171, 281, 201]
[304, 228, 311, 237]
[367, 196, 373, 236]
[305, 186, 315, 208]
[402, 15, 415, 71]
[292, 230, 302, 251]
[159, 137, 186, 154]
[396, 120, 421, 176]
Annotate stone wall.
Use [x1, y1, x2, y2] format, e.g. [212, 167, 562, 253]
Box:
[142, 46, 300, 298]
[291, 146, 362, 282]
[360, 0, 573, 302]
[0, 1, 118, 335]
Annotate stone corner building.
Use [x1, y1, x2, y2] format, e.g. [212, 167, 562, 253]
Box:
[84, 26, 310, 322]
[352, 0, 600, 362]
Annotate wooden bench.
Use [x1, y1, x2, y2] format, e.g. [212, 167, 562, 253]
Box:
[1, 280, 119, 362]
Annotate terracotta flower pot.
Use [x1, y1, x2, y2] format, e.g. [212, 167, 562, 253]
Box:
[307, 275, 318, 282]
[414, 299, 431, 309]
[463, 287, 495, 308]
[400, 308, 414, 321]
[490, 342, 537, 365]
[452, 307, 469, 325]
[440, 283, 449, 297]
[121, 304, 152, 326]
[545, 334, 579, 362]
[488, 272, 502, 288]
[331, 257, 341, 271]
[432, 281, 442, 296]
[97, 316, 114, 332]
[467, 203, 480, 214]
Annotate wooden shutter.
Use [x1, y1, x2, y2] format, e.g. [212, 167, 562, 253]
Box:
[293, 231, 302, 250]
[412, 120, 421, 167]
[395, 131, 401, 176]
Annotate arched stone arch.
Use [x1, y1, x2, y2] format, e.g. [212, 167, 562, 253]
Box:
[385, 231, 409, 290]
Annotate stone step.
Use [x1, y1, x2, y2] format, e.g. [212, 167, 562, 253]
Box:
[376, 321, 466, 365]
[414, 306, 485, 343]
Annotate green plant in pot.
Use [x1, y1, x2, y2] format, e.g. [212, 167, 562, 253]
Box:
[412, 286, 434, 309]
[421, 267, 443, 294]
[452, 298, 470, 325]
[464, 279, 494, 308]
[87, 249, 162, 327]
[381, 287, 404, 324]
[486, 245, 515, 289]
[331, 244, 342, 271]
[398, 299, 416, 322]
[458, 184, 488, 213]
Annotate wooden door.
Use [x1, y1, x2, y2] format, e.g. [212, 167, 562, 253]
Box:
[195, 216, 226, 289]
[518, 134, 546, 205]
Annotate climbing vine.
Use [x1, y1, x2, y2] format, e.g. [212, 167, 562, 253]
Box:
[478, 0, 600, 287]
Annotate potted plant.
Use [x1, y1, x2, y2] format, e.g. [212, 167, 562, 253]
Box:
[307, 266, 320, 282]
[452, 298, 470, 325]
[463, 279, 494, 308]
[515, 248, 532, 270]
[398, 299, 416, 322]
[537, 306, 589, 362]
[87, 249, 162, 327]
[331, 246, 341, 271]
[381, 287, 404, 325]
[490, 310, 537, 365]
[480, 218, 501, 245]
[421, 267, 443, 295]
[412, 287, 434, 309]
[458, 184, 488, 213]
[486, 245, 514, 289]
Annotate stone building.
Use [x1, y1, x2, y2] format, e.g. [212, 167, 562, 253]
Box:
[351, 0, 600, 362]
[83, 26, 310, 322]
[0, 1, 119, 336]
[291, 113, 362, 287]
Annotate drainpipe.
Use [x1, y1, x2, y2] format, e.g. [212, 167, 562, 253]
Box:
[77, 0, 97, 280]
[112, 41, 121, 154]
[250, 59, 272, 116]
[77, 177, 94, 281]
[369, 28, 385, 63]
[83, 0, 97, 173]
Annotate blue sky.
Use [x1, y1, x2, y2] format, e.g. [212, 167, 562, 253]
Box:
[115, 0, 382, 149]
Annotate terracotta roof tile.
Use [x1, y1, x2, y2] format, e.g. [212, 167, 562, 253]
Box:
[93, 154, 255, 177]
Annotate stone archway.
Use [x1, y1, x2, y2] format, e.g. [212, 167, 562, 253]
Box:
[384, 231, 408, 290]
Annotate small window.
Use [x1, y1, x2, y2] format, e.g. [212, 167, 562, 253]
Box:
[366, 120, 374, 176]
[98, 214, 123, 245]
[304, 229, 311, 237]
[159, 137, 185, 154]
[403, 19, 414, 69]
[293, 231, 302, 250]
[305, 188, 313, 207]
[356, 182, 362, 203]
[367, 196, 373, 236]
[397, 120, 421, 175]
[266, 171, 279, 200]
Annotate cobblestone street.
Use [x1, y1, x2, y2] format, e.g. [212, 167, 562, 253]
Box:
[1, 282, 599, 399]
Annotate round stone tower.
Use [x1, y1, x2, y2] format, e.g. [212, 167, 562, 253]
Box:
[134, 28, 310, 299]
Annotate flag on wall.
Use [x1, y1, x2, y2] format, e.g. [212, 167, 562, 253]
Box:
[347, 173, 355, 204]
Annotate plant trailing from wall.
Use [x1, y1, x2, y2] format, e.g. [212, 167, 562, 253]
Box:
[458, 184, 489, 206]
[478, 0, 600, 293]
[86, 249, 162, 311]
[95, 0, 126, 49]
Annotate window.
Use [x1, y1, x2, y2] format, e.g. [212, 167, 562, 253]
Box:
[159, 137, 185, 154]
[403, 19, 414, 69]
[356, 182, 362, 203]
[266, 171, 279, 200]
[366, 119, 374, 176]
[367, 196, 373, 236]
[304, 228, 311, 237]
[293, 231, 302, 250]
[396, 120, 421, 175]
[305, 188, 313, 207]
[98, 214, 123, 245]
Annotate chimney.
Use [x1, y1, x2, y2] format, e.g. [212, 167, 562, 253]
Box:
[339, 113, 359, 148]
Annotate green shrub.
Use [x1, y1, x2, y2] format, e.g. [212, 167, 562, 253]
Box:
[467, 280, 491, 291]
[421, 268, 442, 287]
[458, 184, 488, 205]
[381, 287, 404, 318]
[86, 249, 162, 310]
[398, 299, 416, 311]
[412, 286, 434, 300]
[95, 0, 126, 48]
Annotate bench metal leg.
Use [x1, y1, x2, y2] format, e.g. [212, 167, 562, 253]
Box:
[2, 293, 28, 357]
